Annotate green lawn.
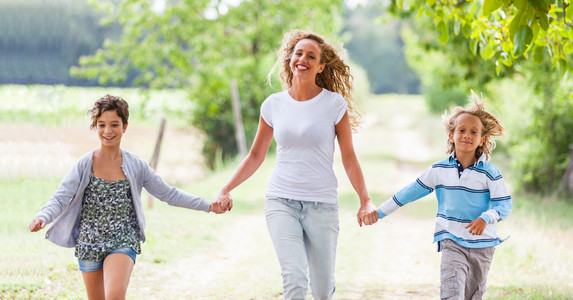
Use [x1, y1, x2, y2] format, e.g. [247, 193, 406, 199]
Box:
[1, 85, 572, 299]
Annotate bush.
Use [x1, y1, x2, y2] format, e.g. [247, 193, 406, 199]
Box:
[491, 63, 573, 194]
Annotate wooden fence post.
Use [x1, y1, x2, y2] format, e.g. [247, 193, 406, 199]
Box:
[230, 79, 248, 158]
[148, 117, 166, 208]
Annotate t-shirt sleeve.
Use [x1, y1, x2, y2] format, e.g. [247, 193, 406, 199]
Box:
[260, 96, 273, 128]
[334, 94, 348, 125]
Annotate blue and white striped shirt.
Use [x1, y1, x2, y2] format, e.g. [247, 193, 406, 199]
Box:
[377, 153, 512, 249]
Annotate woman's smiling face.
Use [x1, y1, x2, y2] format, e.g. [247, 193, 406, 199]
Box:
[289, 38, 325, 79]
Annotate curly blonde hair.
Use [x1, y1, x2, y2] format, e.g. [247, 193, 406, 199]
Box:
[268, 30, 362, 131]
[443, 91, 504, 160]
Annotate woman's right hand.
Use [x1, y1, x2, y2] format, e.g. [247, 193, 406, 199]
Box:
[214, 190, 234, 212]
[210, 115, 272, 214]
[29, 218, 46, 232]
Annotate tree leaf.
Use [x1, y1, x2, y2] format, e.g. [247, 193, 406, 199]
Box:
[514, 0, 527, 12]
[509, 11, 524, 41]
[469, 38, 478, 55]
[513, 25, 533, 56]
[501, 52, 513, 66]
[530, 17, 540, 42]
[567, 3, 573, 21]
[462, 23, 471, 38]
[483, 0, 504, 16]
[537, 11, 549, 31]
[481, 44, 495, 60]
[533, 45, 545, 63]
[558, 59, 568, 76]
[564, 41, 573, 55]
[454, 20, 461, 35]
[438, 21, 449, 43]
[527, 0, 549, 13]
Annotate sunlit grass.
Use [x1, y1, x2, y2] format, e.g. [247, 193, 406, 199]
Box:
[1, 86, 572, 299]
[0, 84, 192, 128]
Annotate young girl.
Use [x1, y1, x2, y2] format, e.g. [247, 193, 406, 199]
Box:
[213, 30, 378, 299]
[367, 92, 512, 299]
[29, 95, 221, 299]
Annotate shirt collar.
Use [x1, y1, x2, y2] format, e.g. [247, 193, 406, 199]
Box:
[449, 151, 487, 167]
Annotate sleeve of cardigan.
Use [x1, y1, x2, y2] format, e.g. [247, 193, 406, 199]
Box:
[35, 159, 83, 224]
[140, 159, 212, 212]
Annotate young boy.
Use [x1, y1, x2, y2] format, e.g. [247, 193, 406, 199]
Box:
[373, 92, 512, 299]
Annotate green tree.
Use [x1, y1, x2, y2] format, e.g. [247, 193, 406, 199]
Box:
[386, 0, 573, 193]
[400, 21, 499, 112]
[72, 0, 344, 168]
[388, 0, 572, 75]
[498, 62, 573, 193]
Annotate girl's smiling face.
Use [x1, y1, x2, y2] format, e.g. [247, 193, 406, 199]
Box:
[97, 110, 127, 148]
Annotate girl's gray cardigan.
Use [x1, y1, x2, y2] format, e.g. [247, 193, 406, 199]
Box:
[35, 149, 212, 248]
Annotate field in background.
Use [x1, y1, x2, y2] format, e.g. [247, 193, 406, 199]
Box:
[1, 85, 572, 299]
[0, 85, 204, 184]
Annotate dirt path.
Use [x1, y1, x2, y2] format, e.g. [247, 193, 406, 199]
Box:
[130, 212, 281, 299]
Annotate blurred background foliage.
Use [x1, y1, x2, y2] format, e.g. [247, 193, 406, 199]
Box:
[72, 0, 348, 167]
[385, 0, 573, 194]
[342, 2, 420, 94]
[0, 0, 122, 85]
[0, 0, 572, 194]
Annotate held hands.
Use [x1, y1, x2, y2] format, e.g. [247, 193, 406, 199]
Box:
[357, 199, 378, 227]
[29, 218, 46, 232]
[210, 190, 234, 214]
[465, 217, 487, 235]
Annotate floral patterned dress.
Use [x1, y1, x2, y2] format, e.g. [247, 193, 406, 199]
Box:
[75, 174, 141, 262]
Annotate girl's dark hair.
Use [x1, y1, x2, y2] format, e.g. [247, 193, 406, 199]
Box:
[88, 94, 129, 130]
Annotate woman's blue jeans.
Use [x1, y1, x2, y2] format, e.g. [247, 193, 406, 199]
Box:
[265, 197, 339, 300]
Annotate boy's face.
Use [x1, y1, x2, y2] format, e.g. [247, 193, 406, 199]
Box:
[449, 113, 485, 157]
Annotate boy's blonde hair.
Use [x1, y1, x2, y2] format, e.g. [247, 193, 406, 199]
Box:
[443, 91, 504, 160]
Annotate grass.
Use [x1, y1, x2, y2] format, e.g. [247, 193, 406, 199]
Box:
[1, 85, 573, 299]
[0, 84, 192, 128]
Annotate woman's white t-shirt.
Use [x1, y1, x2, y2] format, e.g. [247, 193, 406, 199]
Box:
[260, 88, 347, 203]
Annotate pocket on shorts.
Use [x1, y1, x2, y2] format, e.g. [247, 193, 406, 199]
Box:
[440, 270, 459, 299]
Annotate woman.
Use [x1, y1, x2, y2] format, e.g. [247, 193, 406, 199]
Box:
[29, 95, 222, 299]
[214, 30, 378, 299]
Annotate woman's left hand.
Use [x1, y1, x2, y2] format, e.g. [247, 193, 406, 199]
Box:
[357, 200, 378, 227]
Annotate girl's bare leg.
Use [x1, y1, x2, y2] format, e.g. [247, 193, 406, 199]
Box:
[102, 253, 134, 300]
[81, 269, 105, 300]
